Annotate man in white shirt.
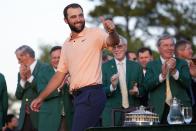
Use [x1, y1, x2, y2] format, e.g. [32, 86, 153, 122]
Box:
[102, 36, 144, 126]
[144, 35, 191, 124]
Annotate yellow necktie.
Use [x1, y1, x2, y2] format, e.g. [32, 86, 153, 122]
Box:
[165, 71, 172, 105]
[118, 62, 129, 108]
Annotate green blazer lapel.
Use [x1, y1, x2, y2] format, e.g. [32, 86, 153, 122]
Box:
[157, 59, 162, 74]
[126, 59, 131, 85]
[110, 59, 118, 74]
[32, 61, 42, 77]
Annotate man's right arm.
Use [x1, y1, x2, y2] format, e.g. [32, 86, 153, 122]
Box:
[31, 71, 66, 111]
[38, 71, 65, 100]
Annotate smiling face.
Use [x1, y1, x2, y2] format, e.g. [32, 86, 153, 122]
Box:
[64, 7, 85, 33]
[158, 38, 175, 60]
[50, 49, 61, 69]
[138, 51, 152, 69]
[112, 42, 127, 61]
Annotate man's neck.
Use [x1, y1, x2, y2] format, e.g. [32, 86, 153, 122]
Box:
[7, 125, 14, 130]
[71, 32, 79, 39]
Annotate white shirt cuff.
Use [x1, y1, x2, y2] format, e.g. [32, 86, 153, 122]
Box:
[27, 75, 34, 83]
[110, 84, 117, 92]
[172, 70, 179, 80]
[159, 74, 165, 83]
[20, 80, 26, 88]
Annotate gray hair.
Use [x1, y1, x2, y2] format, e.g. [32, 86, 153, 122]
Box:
[15, 45, 35, 58]
[157, 34, 175, 47]
[119, 35, 127, 45]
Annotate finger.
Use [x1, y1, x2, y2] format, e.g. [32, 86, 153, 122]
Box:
[171, 58, 176, 62]
[30, 101, 35, 110]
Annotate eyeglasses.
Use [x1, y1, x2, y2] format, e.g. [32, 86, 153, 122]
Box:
[113, 45, 124, 50]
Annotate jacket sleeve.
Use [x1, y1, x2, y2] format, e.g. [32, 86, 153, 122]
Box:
[37, 66, 59, 100]
[0, 74, 8, 127]
[144, 62, 162, 92]
[176, 60, 191, 89]
[15, 73, 26, 100]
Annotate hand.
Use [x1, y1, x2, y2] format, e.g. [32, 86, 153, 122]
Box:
[110, 73, 119, 89]
[161, 63, 168, 79]
[20, 64, 27, 80]
[99, 16, 115, 33]
[30, 97, 43, 112]
[129, 83, 139, 96]
[25, 66, 31, 79]
[167, 58, 176, 74]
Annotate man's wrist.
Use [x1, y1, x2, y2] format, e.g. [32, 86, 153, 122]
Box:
[161, 73, 166, 79]
[171, 68, 177, 75]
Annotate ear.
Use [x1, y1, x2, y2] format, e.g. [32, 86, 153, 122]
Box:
[124, 44, 128, 51]
[158, 46, 161, 53]
[64, 18, 68, 24]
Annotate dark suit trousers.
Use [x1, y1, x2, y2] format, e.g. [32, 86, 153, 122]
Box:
[72, 85, 106, 131]
[21, 114, 37, 131]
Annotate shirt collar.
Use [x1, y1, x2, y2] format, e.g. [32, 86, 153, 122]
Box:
[30, 60, 37, 73]
[115, 57, 126, 65]
[185, 59, 191, 66]
[53, 67, 57, 72]
[68, 27, 87, 41]
[160, 56, 166, 64]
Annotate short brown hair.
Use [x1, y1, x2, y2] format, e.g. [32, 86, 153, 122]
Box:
[63, 3, 83, 19]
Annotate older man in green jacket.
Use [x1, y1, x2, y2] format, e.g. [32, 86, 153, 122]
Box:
[102, 37, 144, 127]
[144, 35, 191, 124]
[15, 45, 45, 131]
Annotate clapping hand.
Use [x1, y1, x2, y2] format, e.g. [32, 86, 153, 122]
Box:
[111, 73, 119, 89]
[162, 58, 176, 78]
[167, 58, 177, 75]
[129, 83, 139, 96]
[20, 64, 28, 80]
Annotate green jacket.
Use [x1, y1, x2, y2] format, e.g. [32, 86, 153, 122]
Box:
[0, 73, 8, 129]
[37, 64, 73, 131]
[144, 58, 191, 120]
[15, 61, 44, 130]
[102, 59, 144, 127]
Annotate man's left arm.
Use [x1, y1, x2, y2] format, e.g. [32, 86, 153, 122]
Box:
[173, 61, 191, 89]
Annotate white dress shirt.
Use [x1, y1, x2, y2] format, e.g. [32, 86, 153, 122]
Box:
[110, 58, 127, 91]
